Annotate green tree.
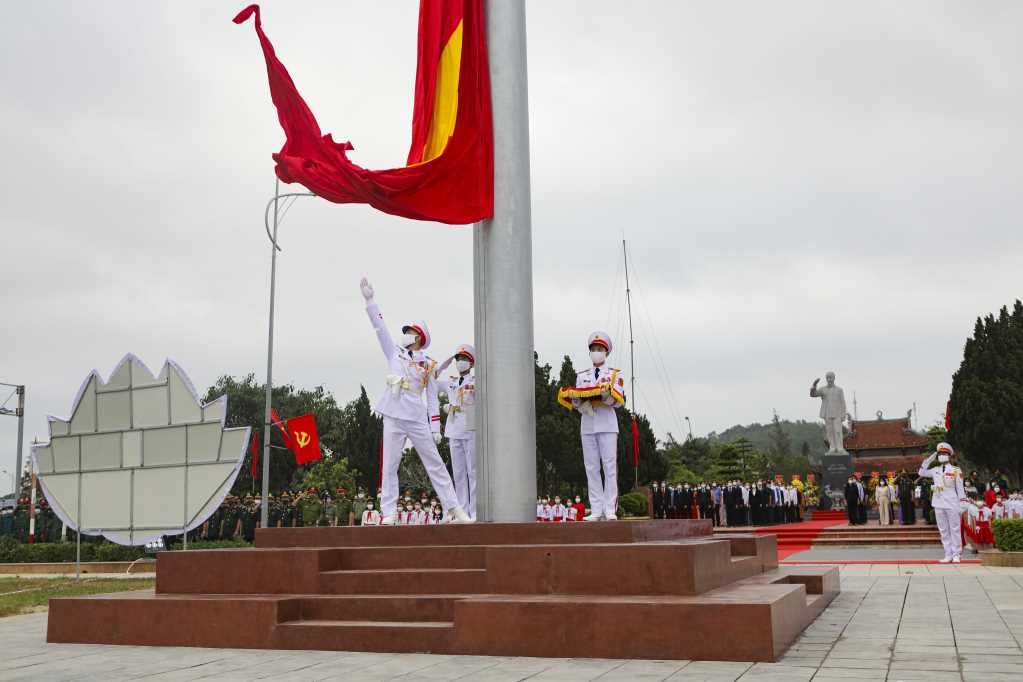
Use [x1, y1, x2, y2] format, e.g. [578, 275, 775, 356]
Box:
[768, 411, 793, 459]
[299, 455, 357, 496]
[950, 300, 1023, 486]
[202, 375, 346, 495]
[338, 387, 383, 493]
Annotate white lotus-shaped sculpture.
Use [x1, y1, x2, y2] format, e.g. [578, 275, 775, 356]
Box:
[31, 354, 250, 546]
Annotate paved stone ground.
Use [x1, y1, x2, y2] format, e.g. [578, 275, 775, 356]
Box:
[2, 566, 1022, 681]
[784, 547, 952, 562]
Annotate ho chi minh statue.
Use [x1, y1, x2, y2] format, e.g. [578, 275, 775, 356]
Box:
[810, 372, 848, 454]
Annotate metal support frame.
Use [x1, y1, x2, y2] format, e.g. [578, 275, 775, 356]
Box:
[0, 383, 25, 497]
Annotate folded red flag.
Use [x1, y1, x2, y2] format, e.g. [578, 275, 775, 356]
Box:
[286, 414, 322, 465]
[250, 431, 260, 481]
[270, 407, 292, 449]
[233, 2, 493, 225]
[631, 416, 640, 468]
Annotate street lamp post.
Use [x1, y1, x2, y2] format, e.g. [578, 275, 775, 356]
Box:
[685, 416, 693, 442]
[259, 180, 316, 528]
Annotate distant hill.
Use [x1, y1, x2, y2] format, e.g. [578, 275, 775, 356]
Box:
[708, 419, 826, 462]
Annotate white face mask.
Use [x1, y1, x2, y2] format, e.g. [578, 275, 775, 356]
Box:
[366, 505, 373, 510]
[590, 350, 607, 365]
[938, 454, 950, 463]
[401, 332, 418, 348]
[456, 359, 472, 373]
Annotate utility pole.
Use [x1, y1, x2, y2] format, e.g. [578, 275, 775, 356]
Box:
[474, 0, 535, 522]
[0, 383, 24, 497]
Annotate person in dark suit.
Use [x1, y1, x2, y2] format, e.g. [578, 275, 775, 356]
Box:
[897, 471, 915, 525]
[844, 477, 859, 525]
[651, 481, 663, 519]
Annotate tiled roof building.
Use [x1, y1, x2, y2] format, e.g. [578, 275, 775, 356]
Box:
[845, 412, 930, 475]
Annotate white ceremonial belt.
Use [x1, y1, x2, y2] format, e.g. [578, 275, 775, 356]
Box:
[386, 374, 413, 396]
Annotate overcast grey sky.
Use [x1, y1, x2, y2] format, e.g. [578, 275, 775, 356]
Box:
[2, 1, 1021, 491]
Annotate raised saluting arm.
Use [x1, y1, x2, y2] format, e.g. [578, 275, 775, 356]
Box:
[918, 452, 936, 478]
[361, 278, 395, 360]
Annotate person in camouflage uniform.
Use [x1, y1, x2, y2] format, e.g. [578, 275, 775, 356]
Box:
[352, 489, 368, 527]
[299, 488, 324, 528]
[241, 494, 258, 542]
[323, 494, 337, 527]
[335, 487, 353, 527]
[267, 493, 282, 528]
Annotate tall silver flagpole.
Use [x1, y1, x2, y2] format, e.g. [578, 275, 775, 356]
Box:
[474, 0, 535, 523]
[260, 178, 280, 528]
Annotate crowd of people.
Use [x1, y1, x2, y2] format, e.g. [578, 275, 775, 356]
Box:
[839, 466, 1023, 528]
[650, 480, 805, 527]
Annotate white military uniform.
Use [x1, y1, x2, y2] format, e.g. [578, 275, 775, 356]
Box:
[437, 344, 477, 520]
[573, 351, 625, 520]
[918, 450, 966, 560]
[365, 301, 461, 523]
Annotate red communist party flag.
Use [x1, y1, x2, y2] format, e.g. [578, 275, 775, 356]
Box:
[945, 400, 952, 432]
[233, 2, 493, 225]
[286, 414, 322, 465]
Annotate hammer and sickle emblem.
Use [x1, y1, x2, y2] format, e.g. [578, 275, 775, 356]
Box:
[295, 431, 311, 449]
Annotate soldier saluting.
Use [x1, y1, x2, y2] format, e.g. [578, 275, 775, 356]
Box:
[359, 277, 471, 525]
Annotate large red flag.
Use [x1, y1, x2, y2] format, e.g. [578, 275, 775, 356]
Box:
[234, 2, 493, 225]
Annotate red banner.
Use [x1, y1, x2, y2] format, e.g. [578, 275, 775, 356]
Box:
[630, 416, 640, 468]
[234, 1, 493, 225]
[250, 431, 260, 481]
[286, 414, 322, 464]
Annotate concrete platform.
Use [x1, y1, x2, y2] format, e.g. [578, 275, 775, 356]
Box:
[45, 520, 839, 662]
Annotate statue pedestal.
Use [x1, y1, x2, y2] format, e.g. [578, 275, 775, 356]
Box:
[821, 452, 853, 499]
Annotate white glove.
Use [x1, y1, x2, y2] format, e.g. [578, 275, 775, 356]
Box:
[433, 432, 443, 445]
[578, 401, 595, 417]
[922, 452, 937, 466]
[360, 277, 374, 302]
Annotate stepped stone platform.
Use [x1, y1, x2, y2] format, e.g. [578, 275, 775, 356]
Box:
[812, 524, 940, 546]
[46, 520, 838, 662]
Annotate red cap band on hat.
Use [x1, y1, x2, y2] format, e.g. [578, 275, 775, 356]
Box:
[591, 337, 609, 350]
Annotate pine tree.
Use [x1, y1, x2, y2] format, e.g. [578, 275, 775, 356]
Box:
[950, 300, 1023, 485]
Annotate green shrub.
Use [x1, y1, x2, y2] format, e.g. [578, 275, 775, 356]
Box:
[618, 492, 649, 517]
[993, 518, 1023, 552]
[0, 540, 146, 564]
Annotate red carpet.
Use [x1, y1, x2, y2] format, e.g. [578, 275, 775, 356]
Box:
[755, 510, 847, 560]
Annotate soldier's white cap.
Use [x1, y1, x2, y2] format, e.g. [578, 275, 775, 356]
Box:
[453, 343, 476, 364]
[588, 331, 612, 353]
[401, 320, 431, 350]
[936, 442, 954, 455]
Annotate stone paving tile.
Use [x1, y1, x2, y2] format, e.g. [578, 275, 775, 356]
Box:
[884, 670, 963, 681]
[594, 659, 689, 680]
[665, 660, 753, 681]
[737, 663, 816, 680]
[810, 668, 887, 680]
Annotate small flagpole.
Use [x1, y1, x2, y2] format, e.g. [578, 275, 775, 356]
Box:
[261, 177, 280, 529]
[622, 239, 637, 489]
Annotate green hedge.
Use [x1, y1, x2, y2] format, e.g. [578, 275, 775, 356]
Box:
[993, 518, 1023, 552]
[618, 492, 649, 517]
[0, 536, 253, 563]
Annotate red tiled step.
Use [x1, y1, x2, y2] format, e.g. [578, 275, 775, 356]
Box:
[300, 594, 463, 622]
[319, 568, 487, 595]
[275, 619, 454, 654]
[336, 546, 486, 570]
